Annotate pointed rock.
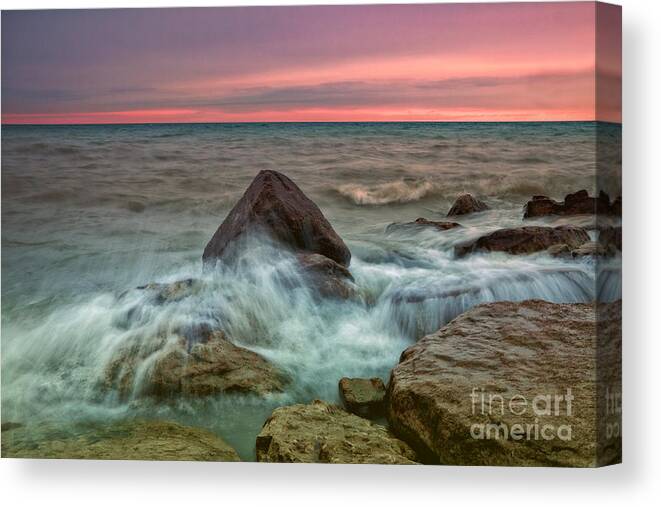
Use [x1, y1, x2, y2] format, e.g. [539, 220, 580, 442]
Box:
[203, 170, 351, 267]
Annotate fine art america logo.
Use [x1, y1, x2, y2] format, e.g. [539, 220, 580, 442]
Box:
[469, 387, 574, 442]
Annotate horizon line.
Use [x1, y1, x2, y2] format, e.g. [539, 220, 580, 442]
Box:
[2, 119, 621, 127]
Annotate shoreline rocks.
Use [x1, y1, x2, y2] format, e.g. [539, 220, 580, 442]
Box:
[256, 400, 418, 464]
[339, 377, 386, 417]
[297, 253, 357, 300]
[447, 194, 489, 216]
[524, 190, 620, 219]
[203, 170, 351, 267]
[455, 225, 590, 257]
[1, 420, 240, 461]
[387, 300, 621, 466]
[385, 218, 461, 234]
[104, 325, 288, 399]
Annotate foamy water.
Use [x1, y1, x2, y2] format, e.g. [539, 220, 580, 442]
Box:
[1, 122, 621, 459]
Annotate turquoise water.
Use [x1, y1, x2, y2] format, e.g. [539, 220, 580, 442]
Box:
[1, 121, 621, 459]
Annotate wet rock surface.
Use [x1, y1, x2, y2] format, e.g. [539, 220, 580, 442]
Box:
[455, 225, 590, 257]
[447, 194, 489, 216]
[255, 400, 418, 464]
[386, 217, 461, 232]
[387, 300, 622, 466]
[104, 326, 288, 399]
[297, 253, 357, 300]
[524, 190, 619, 219]
[339, 377, 386, 417]
[1, 420, 240, 461]
[203, 170, 351, 267]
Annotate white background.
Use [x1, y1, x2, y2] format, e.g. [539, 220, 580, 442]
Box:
[0, 0, 659, 505]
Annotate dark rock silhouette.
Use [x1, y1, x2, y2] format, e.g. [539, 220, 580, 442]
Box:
[455, 225, 590, 257]
[203, 170, 351, 267]
[524, 190, 620, 218]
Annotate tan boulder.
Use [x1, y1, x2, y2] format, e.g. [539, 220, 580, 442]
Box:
[256, 400, 418, 464]
[104, 326, 288, 399]
[387, 300, 622, 466]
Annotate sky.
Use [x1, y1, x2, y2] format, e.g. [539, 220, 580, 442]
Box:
[1, 3, 621, 124]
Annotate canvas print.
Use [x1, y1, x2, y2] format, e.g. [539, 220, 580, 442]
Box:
[1, 2, 621, 466]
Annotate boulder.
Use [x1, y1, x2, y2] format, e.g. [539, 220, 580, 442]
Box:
[455, 225, 590, 257]
[387, 300, 622, 466]
[447, 194, 489, 216]
[524, 190, 617, 219]
[339, 377, 386, 417]
[104, 325, 288, 399]
[1, 420, 240, 461]
[411, 218, 462, 230]
[203, 170, 351, 267]
[297, 253, 357, 300]
[256, 400, 418, 464]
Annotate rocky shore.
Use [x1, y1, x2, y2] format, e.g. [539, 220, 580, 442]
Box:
[2, 173, 621, 465]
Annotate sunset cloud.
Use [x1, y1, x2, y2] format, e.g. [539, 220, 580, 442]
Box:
[1, 3, 621, 124]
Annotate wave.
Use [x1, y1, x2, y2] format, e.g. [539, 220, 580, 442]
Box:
[335, 179, 440, 206]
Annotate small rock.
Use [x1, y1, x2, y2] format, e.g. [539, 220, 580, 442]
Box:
[447, 194, 489, 216]
[547, 243, 572, 257]
[297, 253, 357, 300]
[256, 400, 418, 464]
[137, 278, 201, 304]
[572, 241, 609, 257]
[339, 377, 386, 417]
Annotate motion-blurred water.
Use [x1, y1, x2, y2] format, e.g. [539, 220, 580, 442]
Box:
[1, 122, 621, 459]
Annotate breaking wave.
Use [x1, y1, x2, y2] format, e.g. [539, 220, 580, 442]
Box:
[335, 179, 440, 205]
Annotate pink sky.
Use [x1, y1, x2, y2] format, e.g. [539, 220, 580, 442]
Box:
[1, 3, 621, 124]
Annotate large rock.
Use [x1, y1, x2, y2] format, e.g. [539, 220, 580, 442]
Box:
[447, 194, 489, 216]
[255, 400, 418, 464]
[339, 377, 386, 417]
[203, 170, 350, 267]
[1, 420, 240, 461]
[524, 190, 618, 218]
[104, 325, 288, 399]
[455, 225, 590, 257]
[387, 300, 622, 466]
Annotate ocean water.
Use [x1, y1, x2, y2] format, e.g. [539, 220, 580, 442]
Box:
[1, 122, 621, 459]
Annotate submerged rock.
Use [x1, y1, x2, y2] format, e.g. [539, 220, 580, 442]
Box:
[387, 300, 622, 466]
[547, 243, 572, 258]
[136, 278, 201, 304]
[1, 420, 240, 461]
[339, 377, 386, 417]
[387, 217, 462, 232]
[455, 225, 590, 257]
[523, 190, 618, 218]
[1, 422, 23, 432]
[104, 326, 288, 399]
[571, 241, 610, 258]
[203, 170, 351, 267]
[256, 400, 418, 464]
[297, 253, 357, 300]
[447, 194, 489, 216]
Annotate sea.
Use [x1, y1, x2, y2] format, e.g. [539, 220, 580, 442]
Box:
[1, 121, 622, 459]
